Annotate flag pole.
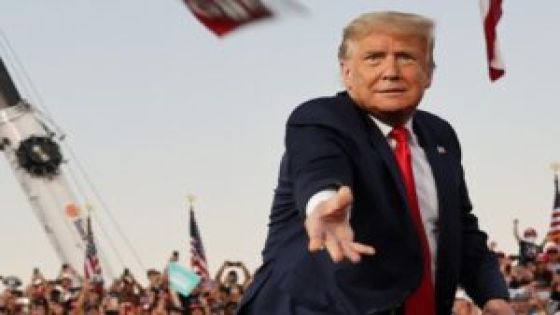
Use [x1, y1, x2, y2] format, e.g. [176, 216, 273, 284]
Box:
[551, 162, 560, 174]
[187, 194, 196, 211]
[85, 202, 93, 216]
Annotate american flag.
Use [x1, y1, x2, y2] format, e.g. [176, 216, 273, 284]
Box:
[190, 206, 210, 280]
[183, 0, 273, 37]
[84, 216, 103, 281]
[480, 0, 505, 81]
[548, 174, 560, 243]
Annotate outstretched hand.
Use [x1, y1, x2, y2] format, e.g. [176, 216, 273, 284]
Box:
[305, 186, 375, 263]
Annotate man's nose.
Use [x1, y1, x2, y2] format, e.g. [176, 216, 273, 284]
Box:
[381, 57, 401, 80]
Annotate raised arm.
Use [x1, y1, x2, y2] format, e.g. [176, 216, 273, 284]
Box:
[236, 262, 252, 289]
[513, 219, 521, 242]
[214, 261, 229, 285]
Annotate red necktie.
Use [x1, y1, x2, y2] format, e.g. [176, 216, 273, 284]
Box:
[389, 126, 436, 315]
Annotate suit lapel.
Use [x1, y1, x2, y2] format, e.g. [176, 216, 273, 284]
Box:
[357, 109, 410, 213]
[412, 116, 454, 221]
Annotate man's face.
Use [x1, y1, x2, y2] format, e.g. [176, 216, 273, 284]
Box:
[226, 272, 238, 285]
[340, 31, 432, 124]
[148, 273, 162, 287]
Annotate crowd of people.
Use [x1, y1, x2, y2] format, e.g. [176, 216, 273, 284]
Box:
[454, 220, 560, 315]
[4, 221, 560, 315]
[0, 257, 252, 315]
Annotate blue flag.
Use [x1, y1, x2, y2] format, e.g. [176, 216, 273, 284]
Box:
[168, 262, 201, 296]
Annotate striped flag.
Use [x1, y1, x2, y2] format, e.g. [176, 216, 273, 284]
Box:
[480, 0, 505, 81]
[183, 0, 273, 37]
[190, 206, 210, 280]
[549, 174, 560, 243]
[84, 216, 103, 282]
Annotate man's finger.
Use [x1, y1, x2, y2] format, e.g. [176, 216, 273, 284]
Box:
[336, 186, 353, 208]
[324, 233, 344, 262]
[349, 242, 376, 256]
[306, 220, 325, 252]
[309, 237, 325, 252]
[340, 241, 361, 263]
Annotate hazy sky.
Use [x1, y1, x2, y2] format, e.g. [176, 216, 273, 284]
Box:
[1, 1, 559, 284]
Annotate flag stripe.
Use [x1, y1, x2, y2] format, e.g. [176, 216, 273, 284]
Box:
[190, 207, 210, 279]
[548, 175, 560, 242]
[84, 216, 103, 282]
[183, 0, 273, 36]
[480, 0, 505, 81]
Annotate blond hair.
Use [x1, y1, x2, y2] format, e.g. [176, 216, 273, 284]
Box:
[338, 11, 436, 69]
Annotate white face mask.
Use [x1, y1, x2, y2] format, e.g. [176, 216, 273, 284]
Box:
[525, 236, 537, 243]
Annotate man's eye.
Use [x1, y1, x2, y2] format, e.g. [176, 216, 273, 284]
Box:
[397, 53, 415, 62]
[364, 53, 384, 62]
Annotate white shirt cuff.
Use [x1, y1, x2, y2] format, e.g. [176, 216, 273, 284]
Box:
[306, 189, 351, 217]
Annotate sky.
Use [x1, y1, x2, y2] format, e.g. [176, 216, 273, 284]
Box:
[0, 0, 559, 285]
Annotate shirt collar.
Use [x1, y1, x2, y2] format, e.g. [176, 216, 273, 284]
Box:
[369, 115, 418, 145]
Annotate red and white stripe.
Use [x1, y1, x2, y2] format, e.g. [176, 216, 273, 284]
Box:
[549, 207, 560, 235]
[480, 0, 505, 81]
[84, 256, 101, 279]
[84, 216, 103, 281]
[183, 0, 273, 37]
[190, 241, 209, 279]
[548, 175, 560, 242]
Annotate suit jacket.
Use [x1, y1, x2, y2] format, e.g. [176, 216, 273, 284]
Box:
[237, 92, 508, 315]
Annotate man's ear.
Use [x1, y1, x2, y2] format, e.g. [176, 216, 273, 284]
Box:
[423, 68, 433, 89]
[340, 60, 352, 90]
[424, 75, 432, 89]
[424, 64, 435, 89]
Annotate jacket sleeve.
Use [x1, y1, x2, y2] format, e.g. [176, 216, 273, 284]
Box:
[449, 126, 509, 306]
[285, 105, 354, 214]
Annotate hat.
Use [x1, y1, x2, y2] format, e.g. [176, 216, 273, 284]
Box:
[146, 269, 161, 276]
[2, 276, 22, 289]
[523, 228, 538, 238]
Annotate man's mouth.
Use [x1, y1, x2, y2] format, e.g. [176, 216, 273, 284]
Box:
[378, 88, 407, 93]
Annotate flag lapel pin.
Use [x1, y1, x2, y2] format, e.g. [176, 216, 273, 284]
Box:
[436, 146, 446, 154]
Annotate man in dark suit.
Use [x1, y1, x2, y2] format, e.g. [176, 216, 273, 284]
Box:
[237, 11, 513, 315]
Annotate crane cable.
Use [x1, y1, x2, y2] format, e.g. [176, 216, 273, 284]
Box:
[0, 26, 146, 273]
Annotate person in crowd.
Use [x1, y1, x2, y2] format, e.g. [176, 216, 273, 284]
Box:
[29, 297, 48, 315]
[533, 254, 554, 289]
[453, 289, 480, 315]
[71, 279, 103, 315]
[146, 270, 163, 293]
[117, 268, 143, 307]
[237, 10, 511, 315]
[100, 284, 120, 315]
[57, 264, 83, 291]
[514, 219, 542, 266]
[214, 261, 251, 294]
[544, 242, 560, 275]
